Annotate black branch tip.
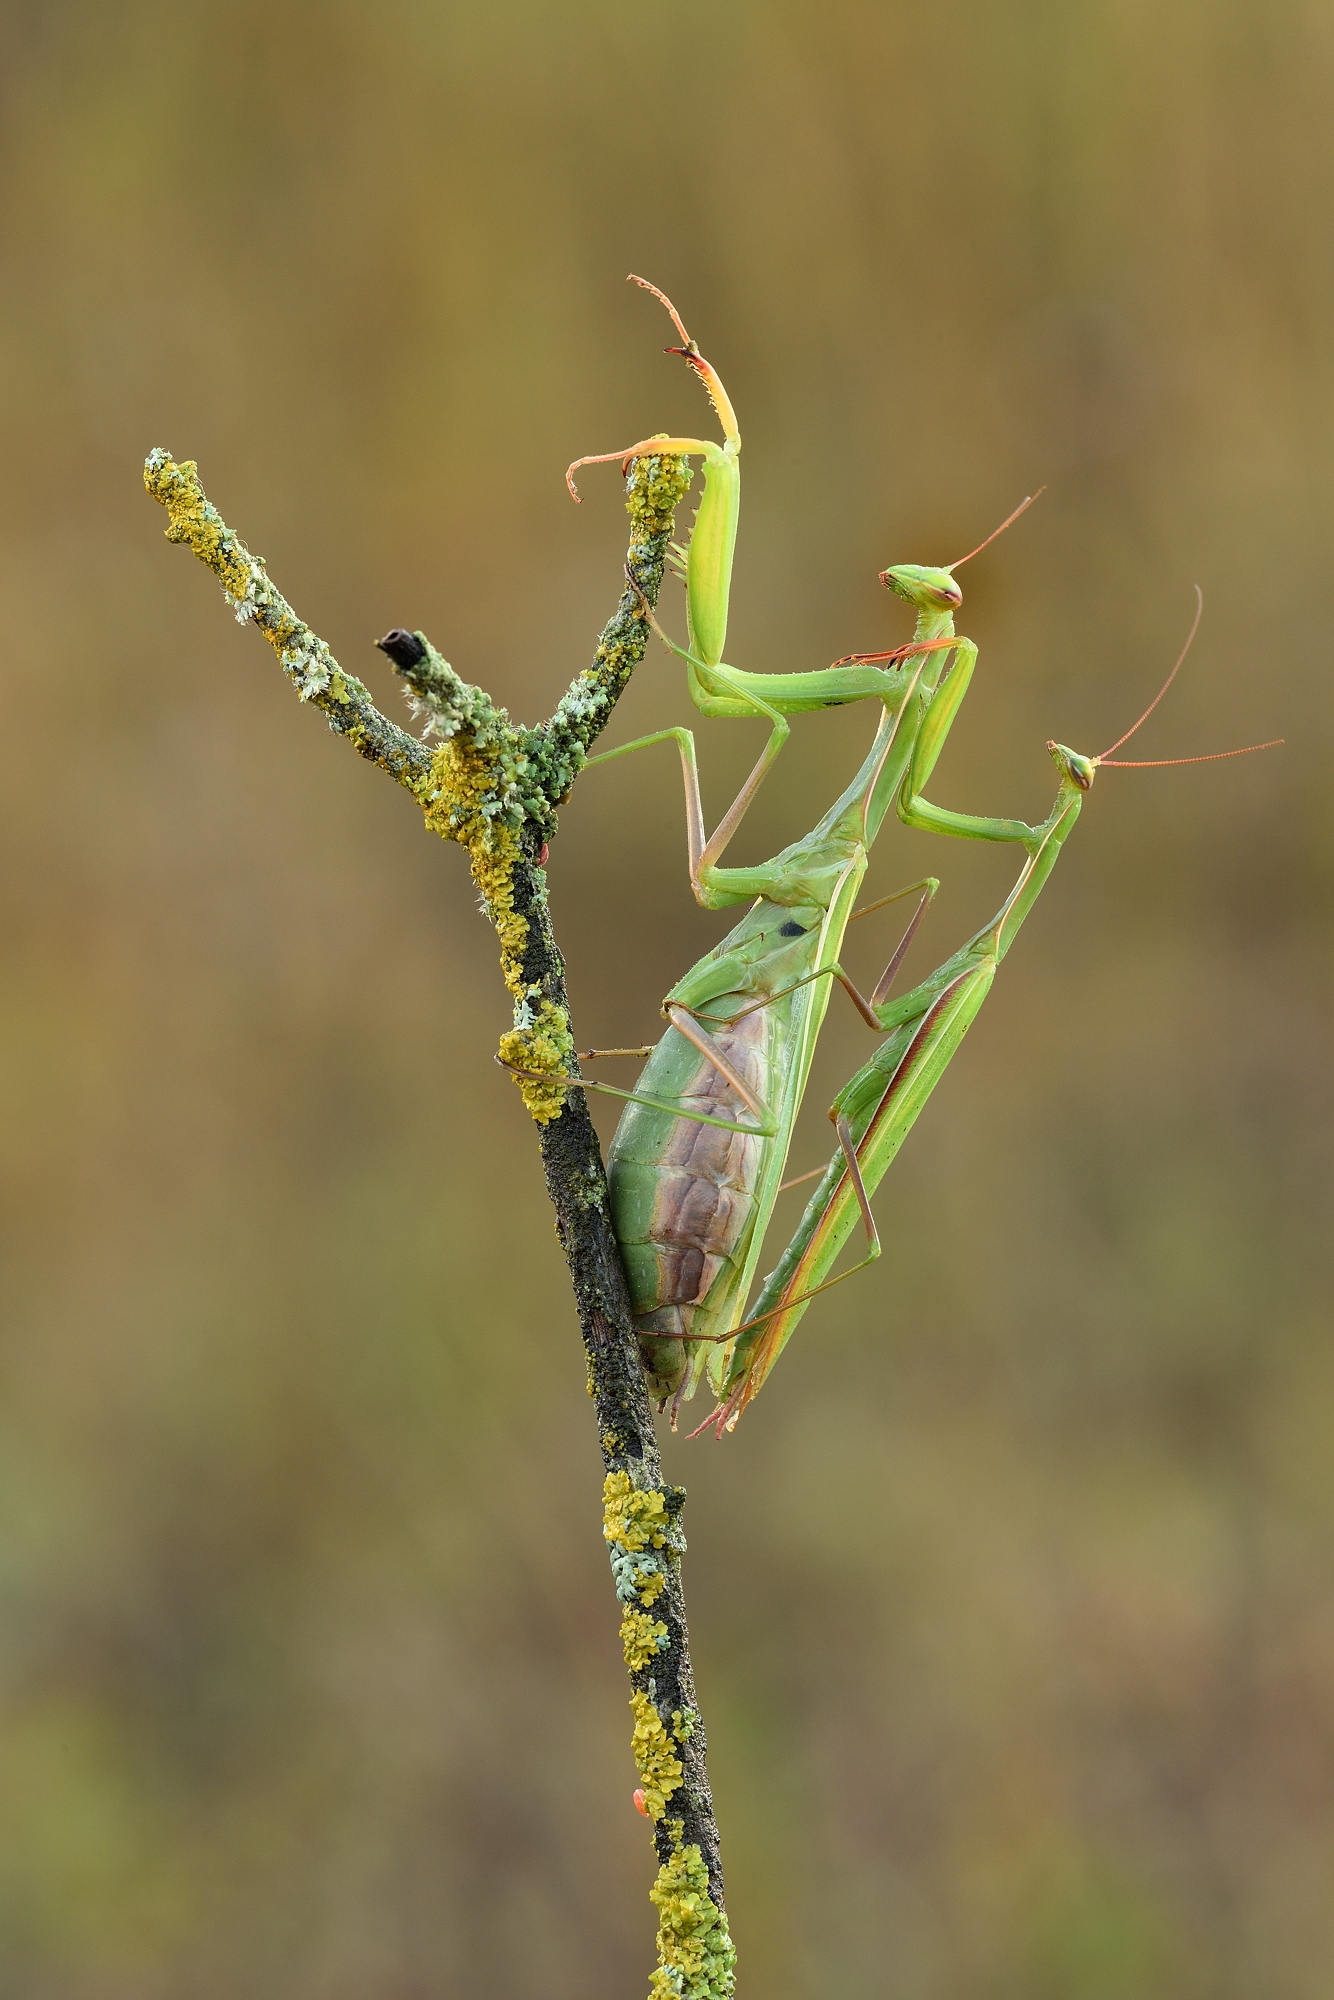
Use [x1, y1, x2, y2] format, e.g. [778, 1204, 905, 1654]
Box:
[377, 628, 427, 670]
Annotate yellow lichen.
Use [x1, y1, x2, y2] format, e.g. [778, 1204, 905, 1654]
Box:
[648, 1831, 736, 2000]
[637, 1565, 667, 1609]
[422, 735, 575, 1122]
[621, 1607, 670, 1673]
[629, 1691, 685, 1822]
[497, 999, 574, 1125]
[144, 453, 254, 602]
[423, 738, 527, 979]
[606, 1467, 732, 1992]
[603, 1471, 669, 1554]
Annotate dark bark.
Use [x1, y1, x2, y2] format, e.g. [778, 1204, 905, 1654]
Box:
[517, 846, 725, 1897]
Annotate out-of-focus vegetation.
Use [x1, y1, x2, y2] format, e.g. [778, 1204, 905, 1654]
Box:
[0, 2, 1330, 1994]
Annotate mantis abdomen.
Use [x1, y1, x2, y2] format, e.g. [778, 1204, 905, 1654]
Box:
[608, 1001, 778, 1402]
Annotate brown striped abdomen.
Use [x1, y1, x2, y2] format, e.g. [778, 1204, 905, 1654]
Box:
[611, 1006, 770, 1342]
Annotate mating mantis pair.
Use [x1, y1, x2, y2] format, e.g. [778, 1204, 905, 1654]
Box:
[508, 280, 1276, 1434]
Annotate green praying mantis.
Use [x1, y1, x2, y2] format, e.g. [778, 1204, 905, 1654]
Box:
[506, 281, 1278, 1432]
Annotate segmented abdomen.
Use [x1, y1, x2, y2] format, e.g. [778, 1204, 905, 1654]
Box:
[607, 1006, 770, 1353]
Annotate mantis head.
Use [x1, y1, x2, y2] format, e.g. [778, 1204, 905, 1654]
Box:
[1045, 593, 1280, 792]
[879, 564, 962, 611]
[1047, 741, 1098, 789]
[878, 493, 1046, 614]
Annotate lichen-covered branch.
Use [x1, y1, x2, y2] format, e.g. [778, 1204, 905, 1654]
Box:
[145, 443, 734, 1998]
[144, 450, 434, 795]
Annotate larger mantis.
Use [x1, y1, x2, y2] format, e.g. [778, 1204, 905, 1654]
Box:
[540, 283, 1276, 1429]
[537, 281, 1056, 1421]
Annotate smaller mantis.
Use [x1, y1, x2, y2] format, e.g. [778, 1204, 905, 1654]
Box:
[698, 606, 1282, 1432]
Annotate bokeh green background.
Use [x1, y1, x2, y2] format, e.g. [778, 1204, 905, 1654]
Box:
[1, 2, 1331, 1994]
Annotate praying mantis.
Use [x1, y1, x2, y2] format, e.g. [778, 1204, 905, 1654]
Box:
[531, 281, 1048, 1422]
[705, 640, 1280, 1433]
[509, 282, 1277, 1431]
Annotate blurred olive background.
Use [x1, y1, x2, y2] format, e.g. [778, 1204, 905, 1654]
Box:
[0, 1, 1331, 1995]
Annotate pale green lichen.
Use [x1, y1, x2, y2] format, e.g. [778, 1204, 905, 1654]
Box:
[604, 1471, 670, 1607]
[648, 1829, 737, 2000]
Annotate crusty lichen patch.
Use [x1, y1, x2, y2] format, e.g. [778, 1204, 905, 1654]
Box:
[603, 1470, 669, 1553]
[621, 1606, 671, 1673]
[648, 1828, 737, 2000]
[629, 1691, 686, 1823]
[497, 998, 575, 1125]
[603, 1473, 730, 1996]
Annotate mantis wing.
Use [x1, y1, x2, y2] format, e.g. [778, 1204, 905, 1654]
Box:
[715, 768, 1088, 1428]
[720, 962, 995, 1421]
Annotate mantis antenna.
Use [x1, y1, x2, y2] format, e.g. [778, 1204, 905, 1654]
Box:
[1095, 587, 1282, 768]
[948, 488, 1046, 571]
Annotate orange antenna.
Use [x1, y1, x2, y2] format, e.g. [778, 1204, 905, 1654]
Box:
[1094, 587, 1281, 769]
[948, 488, 1045, 570]
[1098, 586, 1203, 759]
[1100, 741, 1282, 769]
[627, 273, 694, 350]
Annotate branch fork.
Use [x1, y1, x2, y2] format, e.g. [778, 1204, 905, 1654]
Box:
[145, 443, 733, 1996]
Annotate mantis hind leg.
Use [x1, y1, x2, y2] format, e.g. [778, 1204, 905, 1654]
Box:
[736, 1113, 880, 1335]
[690, 1112, 882, 1438]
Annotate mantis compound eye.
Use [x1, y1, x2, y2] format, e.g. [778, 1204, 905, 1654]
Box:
[633, 1788, 649, 1817]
